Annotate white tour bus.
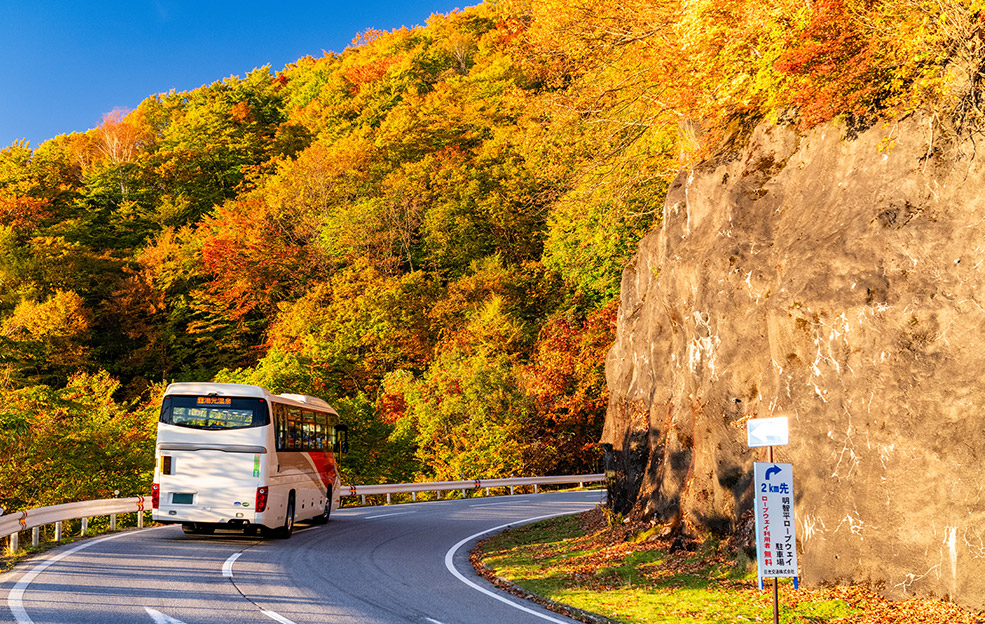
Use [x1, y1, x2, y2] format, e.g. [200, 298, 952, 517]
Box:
[152, 382, 348, 538]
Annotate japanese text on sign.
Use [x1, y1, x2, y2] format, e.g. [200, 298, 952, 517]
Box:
[197, 396, 232, 405]
[754, 462, 798, 578]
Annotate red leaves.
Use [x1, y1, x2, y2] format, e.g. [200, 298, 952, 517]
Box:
[377, 391, 408, 424]
[774, 0, 883, 128]
[197, 196, 321, 314]
[522, 300, 618, 473]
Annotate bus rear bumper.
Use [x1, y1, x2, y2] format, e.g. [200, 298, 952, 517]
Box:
[154, 506, 260, 526]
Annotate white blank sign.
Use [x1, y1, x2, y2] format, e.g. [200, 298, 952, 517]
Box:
[746, 417, 789, 447]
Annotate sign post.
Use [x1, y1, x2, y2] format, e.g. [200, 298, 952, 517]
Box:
[747, 417, 798, 624]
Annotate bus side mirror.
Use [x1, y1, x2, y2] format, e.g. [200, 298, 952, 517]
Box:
[334, 424, 349, 454]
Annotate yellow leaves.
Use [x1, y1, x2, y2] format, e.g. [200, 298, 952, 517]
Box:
[2, 290, 92, 378]
[465, 295, 528, 355]
[3, 290, 89, 340]
[136, 225, 201, 294]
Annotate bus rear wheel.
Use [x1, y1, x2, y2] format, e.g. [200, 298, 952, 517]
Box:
[267, 494, 295, 539]
[181, 523, 214, 535]
[311, 487, 332, 525]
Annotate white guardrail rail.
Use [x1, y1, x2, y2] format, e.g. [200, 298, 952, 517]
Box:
[343, 474, 605, 504]
[1, 474, 605, 554]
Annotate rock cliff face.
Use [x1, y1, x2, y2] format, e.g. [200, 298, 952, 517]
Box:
[602, 116, 985, 610]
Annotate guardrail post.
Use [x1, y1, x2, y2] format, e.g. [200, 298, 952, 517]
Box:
[361, 495, 366, 505]
[137, 511, 144, 529]
[386, 493, 391, 505]
[534, 484, 539, 494]
[9, 532, 18, 553]
[54, 521, 62, 542]
[510, 486, 515, 496]
[412, 492, 417, 502]
[32, 527, 39, 547]
[81, 517, 88, 536]
[436, 490, 441, 500]
[110, 513, 117, 531]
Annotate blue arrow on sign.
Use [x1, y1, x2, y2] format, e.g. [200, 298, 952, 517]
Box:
[764, 465, 782, 481]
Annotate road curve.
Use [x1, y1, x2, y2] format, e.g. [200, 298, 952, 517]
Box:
[0, 491, 603, 624]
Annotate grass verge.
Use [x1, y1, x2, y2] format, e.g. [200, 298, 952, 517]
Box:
[474, 508, 983, 624]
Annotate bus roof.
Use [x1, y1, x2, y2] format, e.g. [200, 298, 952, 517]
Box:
[163, 382, 338, 415]
[278, 393, 334, 411]
[164, 382, 268, 399]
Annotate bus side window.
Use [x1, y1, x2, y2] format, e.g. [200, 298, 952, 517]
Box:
[301, 411, 314, 451]
[288, 407, 302, 450]
[274, 404, 287, 451]
[320, 414, 328, 449]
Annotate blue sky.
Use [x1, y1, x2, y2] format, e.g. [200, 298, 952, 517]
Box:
[0, 0, 472, 149]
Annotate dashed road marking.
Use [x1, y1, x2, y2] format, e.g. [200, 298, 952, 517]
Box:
[261, 610, 298, 624]
[365, 511, 417, 520]
[145, 607, 191, 623]
[222, 552, 243, 578]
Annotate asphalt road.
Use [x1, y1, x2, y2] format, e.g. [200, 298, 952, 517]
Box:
[0, 491, 603, 624]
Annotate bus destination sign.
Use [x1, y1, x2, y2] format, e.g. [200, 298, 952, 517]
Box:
[197, 396, 232, 406]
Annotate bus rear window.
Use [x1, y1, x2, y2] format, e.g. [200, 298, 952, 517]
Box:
[160, 396, 269, 430]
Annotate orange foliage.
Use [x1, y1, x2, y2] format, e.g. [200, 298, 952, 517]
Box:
[344, 56, 400, 94]
[0, 194, 50, 232]
[193, 196, 329, 345]
[229, 101, 254, 123]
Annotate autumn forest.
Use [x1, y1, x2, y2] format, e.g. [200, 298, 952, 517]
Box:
[1, 0, 979, 510]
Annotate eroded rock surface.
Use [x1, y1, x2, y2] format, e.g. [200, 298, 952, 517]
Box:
[603, 117, 985, 610]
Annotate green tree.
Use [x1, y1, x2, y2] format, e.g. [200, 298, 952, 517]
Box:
[0, 372, 156, 511]
[384, 295, 532, 481]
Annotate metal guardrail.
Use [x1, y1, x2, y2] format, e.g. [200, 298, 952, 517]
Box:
[343, 474, 606, 503]
[0, 496, 149, 553]
[1, 474, 606, 554]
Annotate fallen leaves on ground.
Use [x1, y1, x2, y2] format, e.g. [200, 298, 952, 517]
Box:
[475, 508, 985, 624]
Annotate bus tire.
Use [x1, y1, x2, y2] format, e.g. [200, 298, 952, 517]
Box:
[181, 523, 214, 535]
[273, 494, 295, 539]
[312, 487, 332, 525]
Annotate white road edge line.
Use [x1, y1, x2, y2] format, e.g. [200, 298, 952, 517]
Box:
[8, 526, 171, 624]
[443, 508, 594, 624]
[222, 552, 243, 578]
[261, 610, 298, 624]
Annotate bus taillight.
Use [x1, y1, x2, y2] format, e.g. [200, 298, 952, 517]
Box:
[152, 483, 160, 509]
[256, 486, 268, 512]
